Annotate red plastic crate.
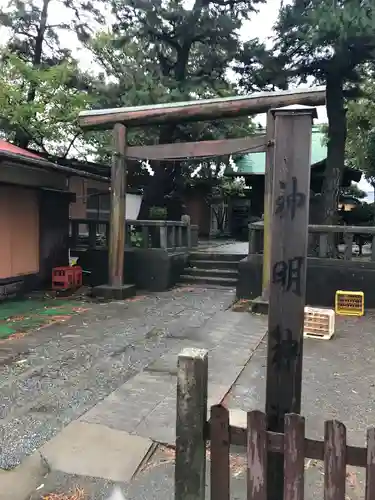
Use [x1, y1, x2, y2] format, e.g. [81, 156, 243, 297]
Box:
[73, 266, 83, 287]
[52, 266, 81, 290]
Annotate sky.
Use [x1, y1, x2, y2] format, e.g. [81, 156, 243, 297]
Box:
[0, 0, 371, 195]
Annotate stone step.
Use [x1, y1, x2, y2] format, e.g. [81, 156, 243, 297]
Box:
[189, 252, 246, 262]
[184, 267, 238, 278]
[189, 259, 240, 270]
[179, 274, 238, 287]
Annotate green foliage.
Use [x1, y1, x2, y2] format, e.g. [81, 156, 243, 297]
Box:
[235, 39, 289, 92]
[130, 228, 144, 247]
[0, 0, 103, 65]
[0, 53, 95, 155]
[212, 177, 247, 199]
[341, 203, 375, 226]
[84, 0, 265, 212]
[255, 0, 375, 224]
[0, 0, 102, 152]
[86, 15, 258, 157]
[149, 206, 168, 220]
[274, 0, 375, 83]
[108, 0, 265, 89]
[346, 77, 375, 186]
[340, 183, 367, 200]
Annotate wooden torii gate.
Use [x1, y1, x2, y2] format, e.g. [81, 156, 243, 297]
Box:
[78, 86, 325, 299]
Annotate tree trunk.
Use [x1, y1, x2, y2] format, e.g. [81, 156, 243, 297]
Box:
[321, 75, 346, 256]
[137, 124, 179, 220]
[137, 0, 204, 221]
[14, 0, 50, 148]
[322, 75, 346, 223]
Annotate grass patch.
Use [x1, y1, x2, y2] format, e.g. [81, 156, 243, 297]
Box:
[0, 299, 87, 339]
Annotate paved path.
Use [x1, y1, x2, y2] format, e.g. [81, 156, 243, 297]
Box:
[198, 241, 248, 254]
[0, 286, 268, 499]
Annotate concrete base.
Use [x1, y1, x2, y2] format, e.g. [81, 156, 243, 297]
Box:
[237, 253, 375, 308]
[250, 296, 269, 315]
[92, 283, 136, 300]
[75, 248, 189, 292]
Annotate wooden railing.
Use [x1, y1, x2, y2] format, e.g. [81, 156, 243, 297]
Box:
[69, 218, 197, 250]
[249, 221, 375, 260]
[175, 348, 374, 500]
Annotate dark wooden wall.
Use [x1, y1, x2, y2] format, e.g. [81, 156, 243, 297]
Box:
[39, 190, 72, 285]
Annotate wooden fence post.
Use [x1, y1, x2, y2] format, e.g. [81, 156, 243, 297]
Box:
[175, 348, 208, 500]
[265, 105, 316, 500]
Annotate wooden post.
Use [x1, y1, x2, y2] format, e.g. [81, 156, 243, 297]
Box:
[142, 225, 149, 248]
[109, 123, 127, 288]
[175, 347, 208, 500]
[261, 111, 275, 301]
[70, 220, 79, 248]
[88, 221, 97, 249]
[265, 105, 316, 500]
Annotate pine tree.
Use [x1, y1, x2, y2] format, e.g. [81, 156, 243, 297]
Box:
[273, 0, 375, 224]
[94, 0, 264, 218]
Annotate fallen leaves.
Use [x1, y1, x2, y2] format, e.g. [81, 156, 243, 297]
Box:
[42, 487, 85, 500]
[125, 296, 146, 302]
[174, 287, 194, 293]
[231, 299, 251, 312]
[139, 444, 247, 478]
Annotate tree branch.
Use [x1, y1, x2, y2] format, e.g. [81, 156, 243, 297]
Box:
[63, 132, 80, 158]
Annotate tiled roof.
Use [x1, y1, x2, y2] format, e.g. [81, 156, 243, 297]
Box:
[0, 139, 43, 160]
[226, 126, 327, 176]
[0, 139, 109, 181]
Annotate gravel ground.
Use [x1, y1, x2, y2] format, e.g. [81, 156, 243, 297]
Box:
[0, 287, 235, 469]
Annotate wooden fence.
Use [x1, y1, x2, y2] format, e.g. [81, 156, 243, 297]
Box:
[175, 348, 374, 500]
[209, 405, 374, 500]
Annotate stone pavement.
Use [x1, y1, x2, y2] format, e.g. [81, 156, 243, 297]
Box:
[0, 286, 268, 499]
[198, 241, 248, 254]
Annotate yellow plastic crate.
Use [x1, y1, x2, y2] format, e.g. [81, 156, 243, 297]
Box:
[304, 307, 335, 340]
[335, 290, 364, 317]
